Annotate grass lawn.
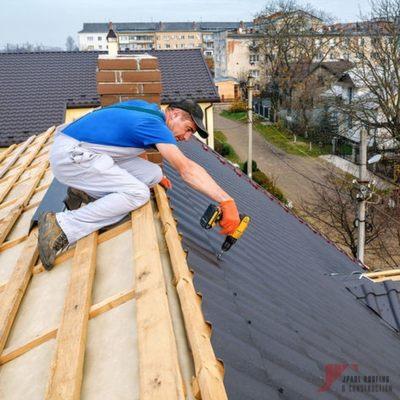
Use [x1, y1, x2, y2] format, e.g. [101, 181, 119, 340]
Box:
[255, 123, 331, 157]
[220, 110, 331, 157]
[220, 110, 247, 122]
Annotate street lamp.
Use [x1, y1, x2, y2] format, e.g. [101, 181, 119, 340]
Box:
[247, 74, 255, 178]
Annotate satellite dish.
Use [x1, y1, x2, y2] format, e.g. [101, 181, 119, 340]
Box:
[368, 154, 382, 164]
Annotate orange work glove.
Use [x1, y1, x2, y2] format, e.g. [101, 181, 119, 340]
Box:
[160, 176, 172, 190]
[219, 199, 240, 235]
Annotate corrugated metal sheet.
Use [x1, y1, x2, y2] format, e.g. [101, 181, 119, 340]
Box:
[165, 138, 400, 399]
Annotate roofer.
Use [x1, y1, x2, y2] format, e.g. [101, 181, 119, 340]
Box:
[38, 99, 240, 270]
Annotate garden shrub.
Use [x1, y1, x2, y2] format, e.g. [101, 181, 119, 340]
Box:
[229, 100, 247, 113]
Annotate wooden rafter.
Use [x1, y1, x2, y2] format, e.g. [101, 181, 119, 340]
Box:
[0, 161, 49, 246]
[131, 201, 185, 400]
[0, 228, 39, 355]
[154, 185, 228, 400]
[45, 232, 98, 400]
[0, 288, 136, 365]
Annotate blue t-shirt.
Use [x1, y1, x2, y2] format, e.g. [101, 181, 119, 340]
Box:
[62, 100, 176, 148]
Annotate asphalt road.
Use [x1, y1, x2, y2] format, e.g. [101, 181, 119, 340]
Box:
[214, 109, 329, 206]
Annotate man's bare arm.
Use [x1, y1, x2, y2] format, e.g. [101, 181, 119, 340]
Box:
[156, 143, 231, 203]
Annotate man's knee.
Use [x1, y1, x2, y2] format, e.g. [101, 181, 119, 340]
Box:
[124, 183, 150, 207]
[147, 163, 163, 187]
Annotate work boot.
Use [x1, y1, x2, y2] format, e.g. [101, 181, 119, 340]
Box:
[64, 187, 95, 210]
[38, 212, 69, 271]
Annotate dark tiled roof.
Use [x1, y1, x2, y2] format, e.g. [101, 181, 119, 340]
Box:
[79, 22, 253, 33]
[164, 138, 400, 399]
[0, 50, 219, 146]
[318, 60, 354, 78]
[347, 279, 400, 332]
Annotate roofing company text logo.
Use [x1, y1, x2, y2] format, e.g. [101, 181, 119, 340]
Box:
[319, 363, 392, 394]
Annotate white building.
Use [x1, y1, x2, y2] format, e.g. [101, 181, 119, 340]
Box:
[78, 22, 253, 56]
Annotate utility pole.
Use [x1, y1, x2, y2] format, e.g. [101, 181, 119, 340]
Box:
[247, 75, 254, 178]
[356, 127, 368, 263]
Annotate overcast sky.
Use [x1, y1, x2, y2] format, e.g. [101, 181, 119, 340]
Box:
[1, 0, 371, 49]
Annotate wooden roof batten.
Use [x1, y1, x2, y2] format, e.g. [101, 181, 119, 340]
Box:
[0, 127, 229, 399]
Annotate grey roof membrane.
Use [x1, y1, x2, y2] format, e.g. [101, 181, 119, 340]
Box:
[79, 22, 253, 33]
[32, 135, 400, 398]
[163, 138, 400, 399]
[0, 50, 219, 146]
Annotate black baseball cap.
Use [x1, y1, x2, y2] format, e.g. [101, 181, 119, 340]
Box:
[169, 99, 209, 138]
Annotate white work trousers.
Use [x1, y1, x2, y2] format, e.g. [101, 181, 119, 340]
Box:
[50, 131, 163, 244]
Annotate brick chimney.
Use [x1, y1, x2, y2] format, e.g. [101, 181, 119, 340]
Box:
[97, 54, 162, 106]
[96, 25, 164, 164]
[97, 24, 162, 107]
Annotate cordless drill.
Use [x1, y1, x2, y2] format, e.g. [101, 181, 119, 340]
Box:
[200, 204, 250, 259]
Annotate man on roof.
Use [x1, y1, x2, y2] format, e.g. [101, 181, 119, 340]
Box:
[38, 99, 240, 270]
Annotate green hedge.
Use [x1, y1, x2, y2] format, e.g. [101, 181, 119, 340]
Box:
[214, 131, 287, 204]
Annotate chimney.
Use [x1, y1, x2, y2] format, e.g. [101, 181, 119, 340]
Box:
[96, 54, 162, 107]
[106, 22, 118, 58]
[97, 30, 163, 163]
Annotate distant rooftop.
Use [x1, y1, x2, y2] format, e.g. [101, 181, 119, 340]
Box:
[0, 49, 219, 146]
[79, 21, 253, 33]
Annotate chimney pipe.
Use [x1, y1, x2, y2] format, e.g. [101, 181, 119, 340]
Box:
[106, 21, 118, 57]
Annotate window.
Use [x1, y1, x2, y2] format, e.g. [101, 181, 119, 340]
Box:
[87, 36, 93, 42]
[165, 44, 171, 48]
[249, 54, 259, 63]
[188, 35, 195, 39]
[99, 45, 102, 49]
[98, 36, 102, 41]
[250, 69, 260, 78]
[180, 44, 185, 48]
[180, 35, 185, 40]
[348, 87, 353, 103]
[176, 44, 179, 48]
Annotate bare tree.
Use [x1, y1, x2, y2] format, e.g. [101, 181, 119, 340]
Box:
[300, 168, 397, 267]
[255, 0, 337, 122]
[371, 189, 400, 268]
[66, 36, 78, 52]
[332, 0, 400, 144]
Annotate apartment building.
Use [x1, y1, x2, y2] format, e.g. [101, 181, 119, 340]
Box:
[78, 22, 253, 56]
[214, 30, 264, 89]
